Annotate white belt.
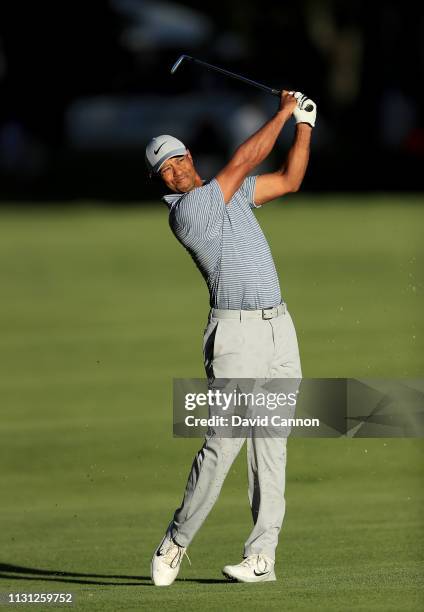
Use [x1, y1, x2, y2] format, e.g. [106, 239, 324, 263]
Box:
[210, 303, 286, 320]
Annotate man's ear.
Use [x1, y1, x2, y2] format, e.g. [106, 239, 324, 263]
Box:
[147, 168, 162, 185]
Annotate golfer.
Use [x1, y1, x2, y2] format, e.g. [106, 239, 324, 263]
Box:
[146, 91, 316, 585]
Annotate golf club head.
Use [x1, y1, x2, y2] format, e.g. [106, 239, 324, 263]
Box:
[170, 55, 192, 74]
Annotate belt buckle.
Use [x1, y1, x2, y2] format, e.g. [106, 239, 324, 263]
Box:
[262, 308, 274, 320]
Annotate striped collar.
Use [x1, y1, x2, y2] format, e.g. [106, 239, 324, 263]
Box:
[162, 179, 207, 211]
[162, 192, 183, 211]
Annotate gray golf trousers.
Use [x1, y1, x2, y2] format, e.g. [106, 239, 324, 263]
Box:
[170, 304, 302, 560]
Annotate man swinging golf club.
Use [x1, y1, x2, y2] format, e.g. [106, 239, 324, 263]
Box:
[146, 90, 316, 585]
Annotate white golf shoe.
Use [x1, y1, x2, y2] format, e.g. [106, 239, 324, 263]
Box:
[222, 554, 276, 583]
[151, 532, 188, 586]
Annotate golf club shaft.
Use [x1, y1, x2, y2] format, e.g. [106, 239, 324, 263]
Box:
[172, 55, 314, 112]
[186, 56, 281, 97]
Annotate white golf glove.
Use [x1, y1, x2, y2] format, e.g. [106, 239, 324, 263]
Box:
[289, 91, 317, 128]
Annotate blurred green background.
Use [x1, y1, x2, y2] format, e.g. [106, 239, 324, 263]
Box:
[0, 196, 423, 610]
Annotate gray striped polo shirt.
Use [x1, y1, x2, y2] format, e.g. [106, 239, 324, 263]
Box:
[163, 176, 282, 310]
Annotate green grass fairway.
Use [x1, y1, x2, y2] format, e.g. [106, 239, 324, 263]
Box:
[0, 195, 423, 611]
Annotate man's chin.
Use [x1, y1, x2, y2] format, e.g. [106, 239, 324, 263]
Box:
[175, 181, 193, 193]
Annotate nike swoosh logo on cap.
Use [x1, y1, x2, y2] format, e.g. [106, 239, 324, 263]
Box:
[154, 141, 167, 155]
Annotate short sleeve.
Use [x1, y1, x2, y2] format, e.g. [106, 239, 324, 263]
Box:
[171, 178, 226, 239]
[239, 176, 259, 209]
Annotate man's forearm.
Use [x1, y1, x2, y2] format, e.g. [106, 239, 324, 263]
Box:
[279, 124, 311, 191]
[232, 109, 291, 170]
[216, 92, 297, 203]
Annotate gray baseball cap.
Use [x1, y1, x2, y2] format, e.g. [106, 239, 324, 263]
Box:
[145, 135, 187, 175]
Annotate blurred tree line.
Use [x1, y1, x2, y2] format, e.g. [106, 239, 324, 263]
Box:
[0, 0, 422, 201]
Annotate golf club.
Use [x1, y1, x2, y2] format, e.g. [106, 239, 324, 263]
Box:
[171, 54, 314, 112]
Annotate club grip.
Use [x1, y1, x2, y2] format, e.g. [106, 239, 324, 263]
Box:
[273, 89, 314, 112]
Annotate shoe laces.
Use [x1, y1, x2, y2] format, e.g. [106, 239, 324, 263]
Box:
[241, 554, 272, 573]
[159, 538, 191, 569]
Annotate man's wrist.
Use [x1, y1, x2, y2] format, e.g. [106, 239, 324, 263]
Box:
[277, 108, 292, 122]
[296, 122, 313, 131]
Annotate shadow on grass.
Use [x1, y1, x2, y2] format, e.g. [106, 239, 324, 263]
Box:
[0, 564, 228, 586]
